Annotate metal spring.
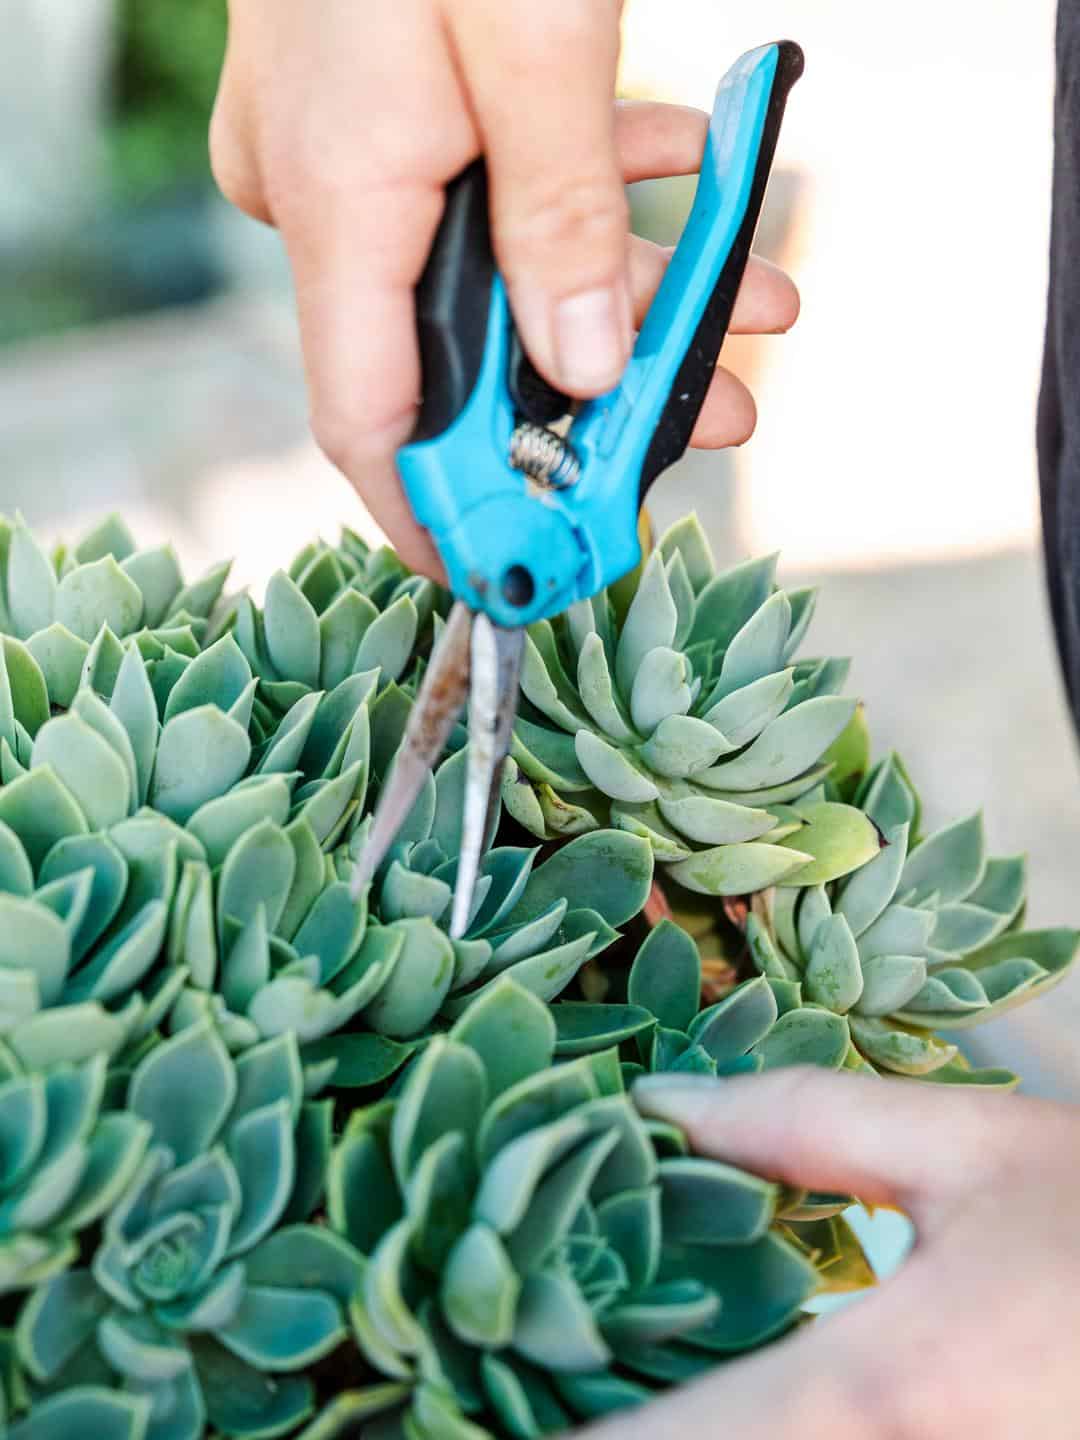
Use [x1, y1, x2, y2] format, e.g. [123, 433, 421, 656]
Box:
[508, 421, 581, 490]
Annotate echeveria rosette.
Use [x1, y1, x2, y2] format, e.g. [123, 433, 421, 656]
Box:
[744, 754, 1080, 1084]
[282, 747, 657, 1091]
[546, 918, 778, 1082]
[168, 728, 651, 1089]
[503, 514, 877, 898]
[294, 527, 446, 627]
[0, 614, 377, 1066]
[15, 1022, 354, 1440]
[550, 923, 885, 1297]
[552, 918, 809, 1087]
[164, 659, 383, 1067]
[231, 530, 443, 735]
[0, 512, 233, 716]
[323, 977, 818, 1439]
[0, 1052, 150, 1297]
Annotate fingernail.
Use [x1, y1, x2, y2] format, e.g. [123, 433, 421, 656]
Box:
[553, 284, 628, 393]
[620, 279, 635, 352]
[632, 1074, 721, 1112]
[633, 1074, 715, 1092]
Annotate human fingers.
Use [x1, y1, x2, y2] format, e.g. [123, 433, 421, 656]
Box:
[629, 240, 800, 334]
[214, 0, 478, 575]
[447, 0, 630, 398]
[633, 1067, 1019, 1222]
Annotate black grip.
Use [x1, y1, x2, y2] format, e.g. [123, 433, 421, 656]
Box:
[509, 335, 573, 426]
[412, 160, 573, 440]
[411, 161, 497, 443]
[637, 40, 805, 502]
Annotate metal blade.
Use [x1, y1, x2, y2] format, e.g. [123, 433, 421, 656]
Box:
[450, 616, 524, 939]
[350, 600, 472, 899]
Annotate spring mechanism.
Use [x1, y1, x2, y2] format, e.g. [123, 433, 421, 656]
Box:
[508, 421, 581, 490]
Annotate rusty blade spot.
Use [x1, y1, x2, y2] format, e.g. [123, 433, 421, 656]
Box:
[350, 601, 472, 898]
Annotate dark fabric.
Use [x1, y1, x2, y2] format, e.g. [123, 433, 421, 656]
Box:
[1040, 0, 1080, 724]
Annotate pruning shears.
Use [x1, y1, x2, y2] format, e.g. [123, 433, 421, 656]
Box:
[351, 41, 805, 933]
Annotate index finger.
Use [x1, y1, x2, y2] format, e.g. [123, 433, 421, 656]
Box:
[270, 0, 475, 576]
[633, 1068, 1017, 1217]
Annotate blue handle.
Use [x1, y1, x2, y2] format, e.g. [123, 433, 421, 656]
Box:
[398, 41, 803, 627]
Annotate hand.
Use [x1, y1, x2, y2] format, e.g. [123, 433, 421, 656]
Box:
[625, 1067, 1080, 1440]
[209, 0, 799, 575]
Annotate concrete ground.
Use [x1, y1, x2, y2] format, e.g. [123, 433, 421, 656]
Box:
[3, 294, 1079, 1098]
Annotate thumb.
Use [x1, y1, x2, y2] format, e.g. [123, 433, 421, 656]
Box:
[634, 1066, 1017, 1223]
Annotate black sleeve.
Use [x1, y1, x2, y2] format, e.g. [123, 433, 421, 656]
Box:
[1039, 0, 1080, 727]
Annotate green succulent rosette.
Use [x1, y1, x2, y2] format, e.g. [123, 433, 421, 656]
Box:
[15, 1022, 352, 1440]
[170, 732, 651, 1097]
[736, 754, 1080, 1083]
[0, 1053, 150, 1296]
[541, 918, 777, 1083]
[231, 530, 443, 732]
[0, 625, 374, 1065]
[323, 977, 819, 1440]
[0, 513, 233, 720]
[297, 528, 445, 624]
[502, 514, 880, 898]
[603, 755, 1080, 1089]
[0, 506, 1076, 1440]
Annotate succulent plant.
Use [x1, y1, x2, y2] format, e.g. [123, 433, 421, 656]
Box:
[231, 530, 441, 731]
[297, 528, 442, 621]
[0, 643, 367, 1060]
[166, 728, 652, 1102]
[0, 560, 385, 1061]
[0, 506, 1076, 1440]
[566, 919, 780, 1082]
[0, 1053, 150, 1296]
[0, 513, 232, 717]
[15, 1021, 352, 1440]
[342, 746, 651, 996]
[737, 754, 1080, 1082]
[324, 977, 819, 1439]
[502, 515, 880, 898]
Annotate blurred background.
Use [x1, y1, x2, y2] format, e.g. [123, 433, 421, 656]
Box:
[2, 0, 1078, 1094]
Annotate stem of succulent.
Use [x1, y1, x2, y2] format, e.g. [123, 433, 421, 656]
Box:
[723, 895, 751, 931]
[646, 875, 741, 1001]
[698, 893, 762, 1002]
[701, 957, 740, 1003]
[644, 878, 675, 927]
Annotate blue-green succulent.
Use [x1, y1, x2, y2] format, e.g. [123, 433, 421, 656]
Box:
[744, 753, 1080, 1083]
[0, 624, 374, 1070]
[502, 514, 881, 899]
[323, 977, 819, 1439]
[15, 1022, 351, 1440]
[0, 512, 233, 720]
[0, 508, 1075, 1440]
[0, 1054, 149, 1296]
[231, 530, 441, 727]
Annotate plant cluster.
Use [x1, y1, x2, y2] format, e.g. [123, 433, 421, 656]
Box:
[0, 508, 1074, 1440]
